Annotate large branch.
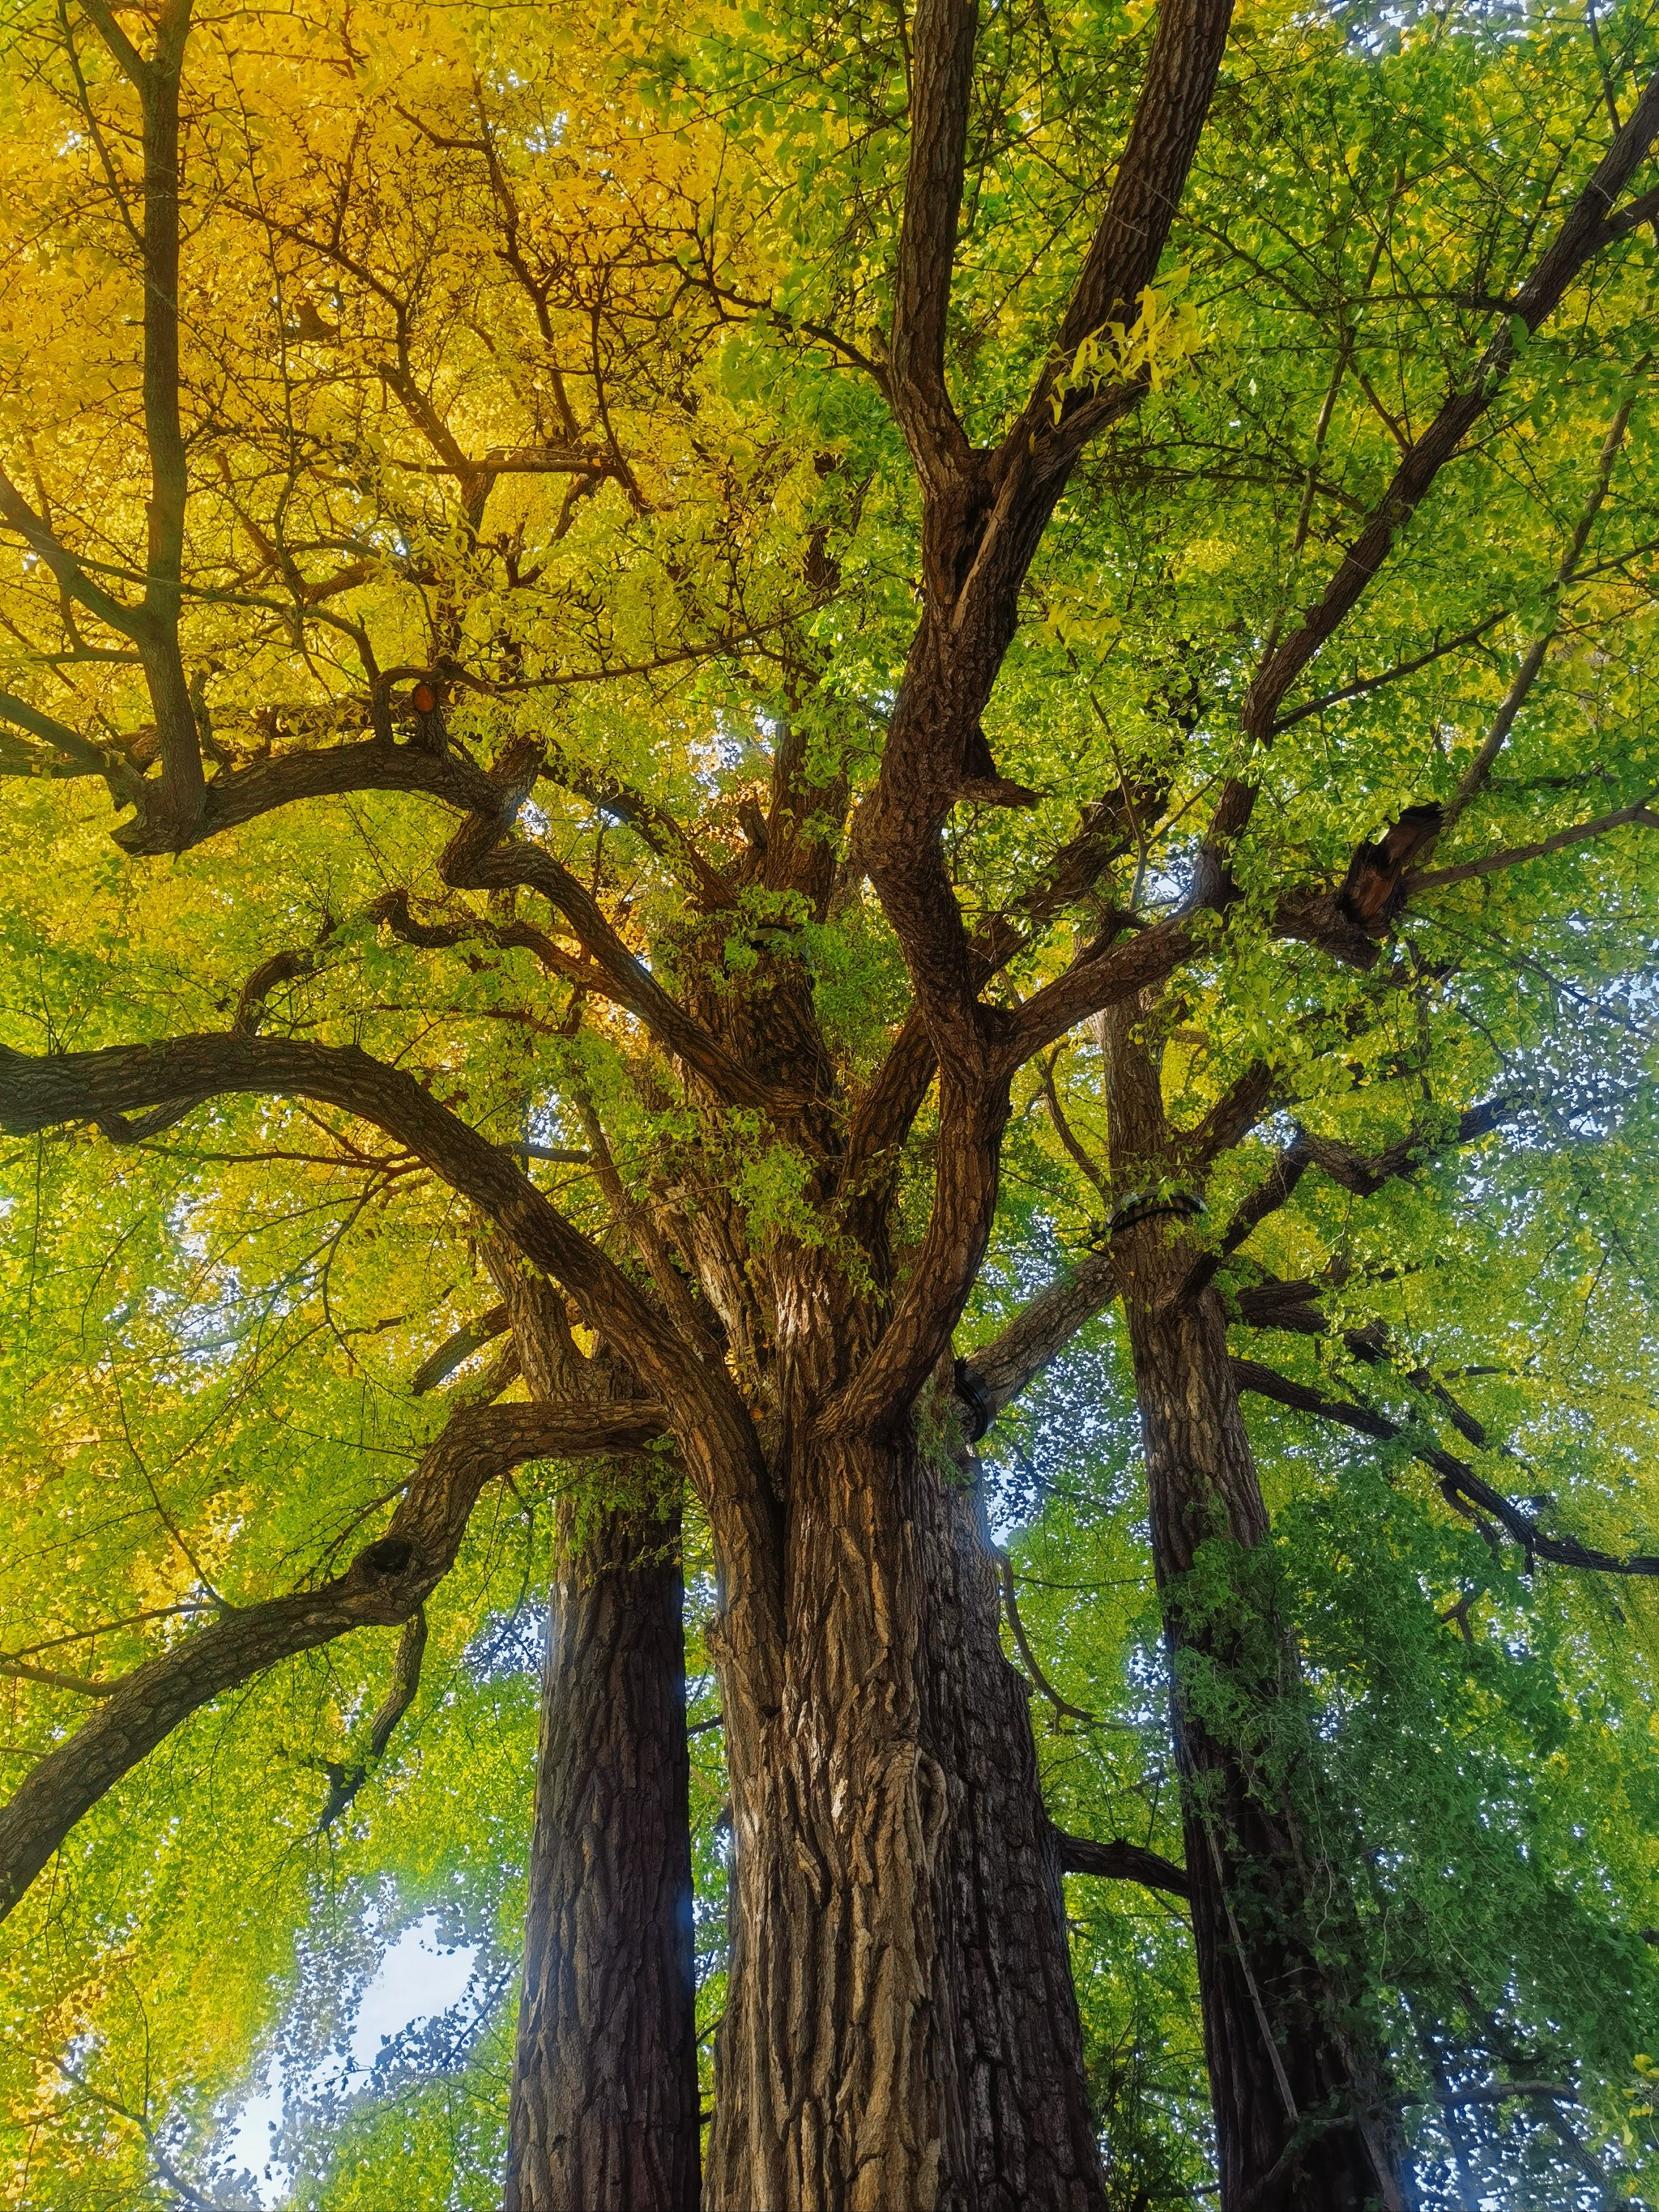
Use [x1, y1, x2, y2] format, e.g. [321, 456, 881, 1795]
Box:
[840, 817, 1175, 1408]
[316, 1607, 429, 1832]
[1230, 1278, 1390, 1367]
[831, 1071, 1014, 1434]
[0, 688, 123, 784]
[0, 1029, 780, 1622]
[888, 0, 979, 487]
[1011, 785, 1593, 1057]
[110, 731, 453, 849]
[0, 1029, 689, 1401]
[130, 0, 204, 837]
[840, 778, 1172, 1194]
[0, 1398, 660, 1920]
[1178, 1059, 1276, 1170]
[962, 1250, 1119, 1425]
[1003, 910, 1196, 1068]
[1405, 799, 1659, 894]
[1004, 0, 1235, 471]
[67, 0, 205, 840]
[409, 1303, 511, 1396]
[1231, 1358, 1659, 1579]
[859, 0, 1234, 1063]
[113, 737, 781, 1110]
[1208, 1139, 1312, 1263]
[1052, 1822, 1191, 1903]
[826, 836, 1194, 1437]
[841, 1011, 939, 1221]
[0, 472, 144, 641]
[838, 825, 1141, 1207]
[374, 887, 608, 996]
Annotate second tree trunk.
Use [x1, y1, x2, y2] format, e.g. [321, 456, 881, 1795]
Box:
[503, 1481, 700, 2212]
[1102, 1003, 1410, 2212]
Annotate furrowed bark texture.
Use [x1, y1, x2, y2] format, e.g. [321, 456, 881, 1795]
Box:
[1102, 1008, 1408, 2212]
[706, 1426, 1102, 2212]
[504, 1484, 699, 2212]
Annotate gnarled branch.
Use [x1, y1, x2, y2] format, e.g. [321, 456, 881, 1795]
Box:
[887, 0, 979, 488]
[1051, 1822, 1191, 1902]
[0, 1397, 663, 1920]
[110, 738, 778, 1110]
[1006, 0, 1235, 471]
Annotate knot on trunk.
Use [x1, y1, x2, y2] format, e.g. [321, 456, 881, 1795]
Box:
[1337, 801, 1443, 931]
[953, 1358, 994, 1441]
[958, 722, 1040, 809]
[357, 1536, 416, 1579]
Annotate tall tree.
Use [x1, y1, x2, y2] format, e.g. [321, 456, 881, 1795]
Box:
[3, 1, 1659, 2208]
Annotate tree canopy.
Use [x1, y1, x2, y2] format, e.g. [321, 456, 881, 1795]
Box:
[3, 0, 1659, 2206]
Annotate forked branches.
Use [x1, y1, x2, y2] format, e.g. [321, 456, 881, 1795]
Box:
[1238, 71, 1659, 749]
[0, 1029, 778, 1583]
[1232, 1357, 1659, 1582]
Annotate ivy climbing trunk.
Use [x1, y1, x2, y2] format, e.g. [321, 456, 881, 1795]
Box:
[705, 1420, 1104, 2212]
[502, 1482, 699, 2212]
[1102, 1005, 1410, 2212]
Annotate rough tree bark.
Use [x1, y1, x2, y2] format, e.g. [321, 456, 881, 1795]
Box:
[688, 10, 1239, 2180]
[504, 1481, 699, 2212]
[489, 1253, 701, 2212]
[1101, 1004, 1410, 2212]
[706, 1418, 1103, 2212]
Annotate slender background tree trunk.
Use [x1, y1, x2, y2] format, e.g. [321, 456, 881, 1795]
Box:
[503, 1482, 699, 2212]
[1126, 1286, 1406, 2211]
[1102, 1006, 1410, 2212]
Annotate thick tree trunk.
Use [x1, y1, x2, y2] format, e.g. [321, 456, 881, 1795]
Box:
[1102, 1008, 1409, 2212]
[706, 1423, 1103, 2212]
[503, 1484, 699, 2212]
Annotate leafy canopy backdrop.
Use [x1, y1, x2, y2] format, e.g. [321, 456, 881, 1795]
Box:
[2, 0, 1659, 2207]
